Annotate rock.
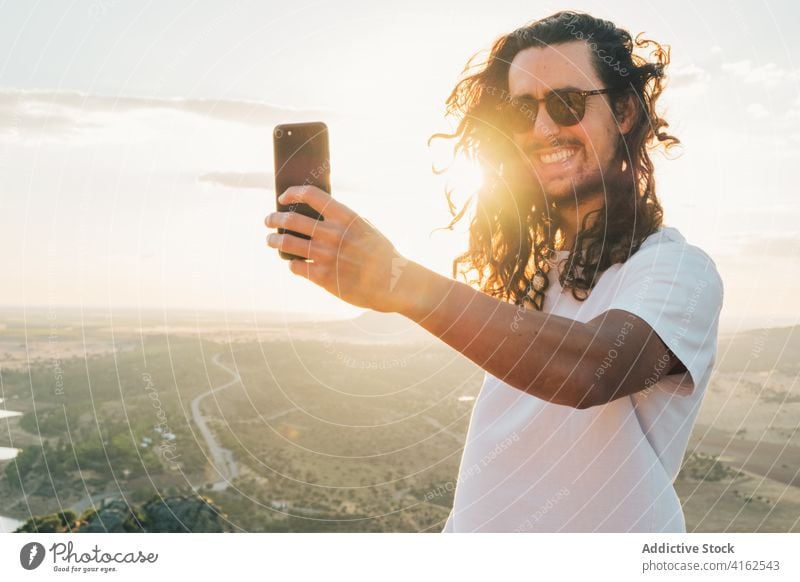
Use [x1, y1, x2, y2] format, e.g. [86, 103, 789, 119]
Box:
[16, 494, 231, 533]
[77, 500, 145, 532]
[141, 494, 231, 532]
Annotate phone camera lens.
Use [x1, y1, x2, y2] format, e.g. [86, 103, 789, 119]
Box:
[274, 128, 284, 139]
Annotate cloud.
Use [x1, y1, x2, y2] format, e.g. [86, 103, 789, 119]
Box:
[785, 94, 800, 121]
[669, 64, 709, 87]
[668, 63, 710, 93]
[0, 93, 100, 138]
[198, 171, 274, 190]
[746, 103, 770, 119]
[198, 170, 362, 193]
[721, 60, 800, 87]
[0, 90, 334, 139]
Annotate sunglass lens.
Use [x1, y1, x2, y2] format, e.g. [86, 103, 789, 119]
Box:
[501, 98, 538, 133]
[547, 91, 584, 126]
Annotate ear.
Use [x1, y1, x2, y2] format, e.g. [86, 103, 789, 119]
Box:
[613, 92, 637, 135]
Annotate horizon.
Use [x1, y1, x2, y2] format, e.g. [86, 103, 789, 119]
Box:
[0, 303, 796, 335]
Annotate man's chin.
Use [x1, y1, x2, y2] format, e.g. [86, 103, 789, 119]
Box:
[540, 180, 606, 207]
[517, 160, 609, 205]
[539, 177, 582, 200]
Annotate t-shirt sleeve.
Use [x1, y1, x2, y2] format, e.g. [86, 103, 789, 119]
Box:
[442, 510, 455, 533]
[605, 242, 724, 397]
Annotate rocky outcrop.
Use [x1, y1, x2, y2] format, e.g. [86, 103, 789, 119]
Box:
[15, 494, 231, 533]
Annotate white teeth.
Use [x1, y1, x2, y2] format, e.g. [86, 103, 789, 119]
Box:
[539, 147, 577, 164]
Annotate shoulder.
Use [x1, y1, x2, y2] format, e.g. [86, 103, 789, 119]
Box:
[621, 227, 724, 293]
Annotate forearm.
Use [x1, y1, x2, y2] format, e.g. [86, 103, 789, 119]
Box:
[395, 260, 603, 408]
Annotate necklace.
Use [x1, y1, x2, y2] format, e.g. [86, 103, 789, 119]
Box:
[520, 268, 549, 311]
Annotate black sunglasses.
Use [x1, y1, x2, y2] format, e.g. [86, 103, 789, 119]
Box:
[498, 88, 614, 132]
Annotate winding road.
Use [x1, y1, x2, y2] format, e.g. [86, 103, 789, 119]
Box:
[190, 353, 241, 491]
[62, 353, 243, 518]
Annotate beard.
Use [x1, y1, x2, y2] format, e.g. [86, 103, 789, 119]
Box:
[545, 166, 608, 207]
[518, 145, 629, 211]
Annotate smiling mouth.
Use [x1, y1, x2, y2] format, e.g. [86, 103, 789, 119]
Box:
[533, 146, 579, 165]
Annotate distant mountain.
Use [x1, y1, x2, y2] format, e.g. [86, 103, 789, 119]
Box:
[291, 310, 434, 344]
[716, 325, 800, 373]
[0, 306, 328, 327]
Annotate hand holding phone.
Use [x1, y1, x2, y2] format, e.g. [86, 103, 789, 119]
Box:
[272, 121, 331, 260]
[267, 126, 415, 315]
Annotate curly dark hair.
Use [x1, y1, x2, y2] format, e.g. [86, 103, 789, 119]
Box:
[429, 10, 680, 310]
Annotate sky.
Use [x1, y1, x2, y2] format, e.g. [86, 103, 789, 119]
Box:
[0, 0, 798, 330]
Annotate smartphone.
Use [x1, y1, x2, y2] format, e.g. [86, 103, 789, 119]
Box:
[273, 121, 331, 260]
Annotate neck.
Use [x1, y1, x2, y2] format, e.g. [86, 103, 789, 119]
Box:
[554, 192, 605, 251]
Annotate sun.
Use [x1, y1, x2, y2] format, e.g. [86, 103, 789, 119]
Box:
[445, 153, 485, 197]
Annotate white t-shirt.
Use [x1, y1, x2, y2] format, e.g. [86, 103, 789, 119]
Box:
[442, 226, 724, 532]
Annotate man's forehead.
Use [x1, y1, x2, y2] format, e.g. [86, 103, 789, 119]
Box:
[508, 41, 601, 97]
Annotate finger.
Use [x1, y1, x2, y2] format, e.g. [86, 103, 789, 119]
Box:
[279, 185, 354, 223]
[267, 232, 332, 262]
[288, 258, 328, 284]
[265, 211, 340, 242]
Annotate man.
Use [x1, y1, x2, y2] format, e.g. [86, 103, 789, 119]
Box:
[264, 11, 723, 532]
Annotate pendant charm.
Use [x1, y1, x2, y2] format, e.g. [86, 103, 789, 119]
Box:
[522, 290, 544, 311]
[532, 270, 548, 293]
[521, 269, 548, 311]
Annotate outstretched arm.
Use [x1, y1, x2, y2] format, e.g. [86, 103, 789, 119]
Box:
[392, 260, 676, 408]
[265, 185, 678, 409]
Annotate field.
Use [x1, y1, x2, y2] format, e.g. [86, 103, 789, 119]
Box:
[1, 307, 798, 532]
